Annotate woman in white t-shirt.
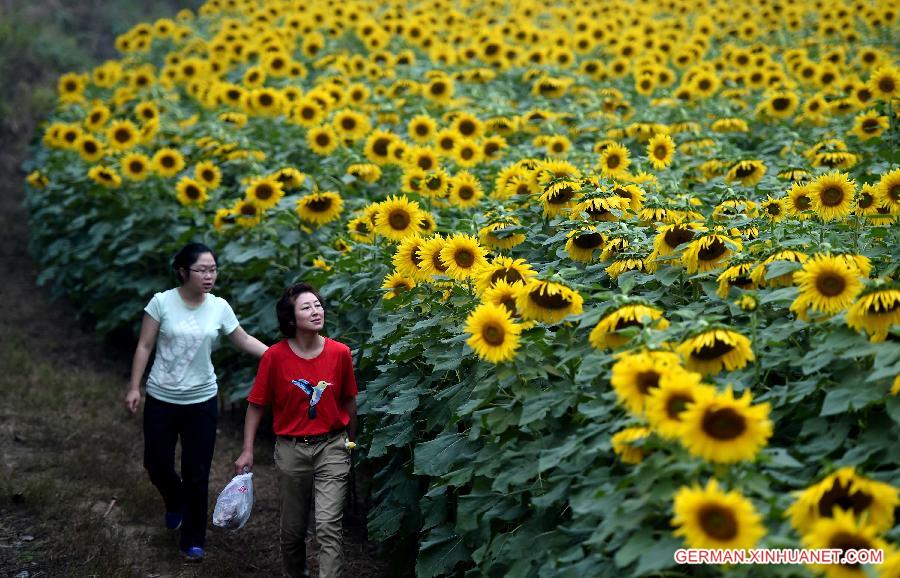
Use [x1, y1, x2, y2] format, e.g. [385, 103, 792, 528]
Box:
[124, 242, 267, 561]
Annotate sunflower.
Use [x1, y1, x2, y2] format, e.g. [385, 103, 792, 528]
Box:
[760, 196, 787, 222]
[374, 195, 422, 241]
[653, 222, 705, 257]
[246, 177, 285, 211]
[711, 118, 749, 133]
[677, 328, 754, 375]
[536, 159, 581, 187]
[87, 165, 122, 188]
[850, 110, 889, 141]
[392, 235, 428, 280]
[646, 368, 716, 440]
[307, 125, 339, 155]
[84, 104, 111, 131]
[725, 160, 767, 187]
[151, 148, 185, 177]
[175, 177, 208, 207]
[758, 90, 799, 118]
[565, 228, 605, 263]
[868, 65, 898, 101]
[716, 262, 758, 298]
[423, 76, 454, 103]
[194, 161, 221, 189]
[598, 142, 631, 178]
[802, 509, 889, 578]
[678, 387, 772, 463]
[439, 234, 488, 280]
[363, 130, 396, 165]
[295, 190, 343, 226]
[381, 271, 416, 300]
[416, 211, 437, 236]
[540, 180, 583, 218]
[447, 171, 483, 208]
[405, 146, 440, 172]
[478, 218, 525, 251]
[289, 97, 324, 127]
[846, 286, 900, 342]
[672, 478, 766, 549]
[750, 250, 808, 287]
[25, 170, 48, 189]
[347, 163, 382, 184]
[516, 279, 584, 324]
[786, 182, 814, 219]
[76, 135, 105, 163]
[611, 426, 652, 465]
[106, 120, 139, 151]
[808, 172, 856, 221]
[606, 256, 646, 279]
[347, 216, 375, 243]
[421, 168, 450, 198]
[610, 350, 682, 416]
[876, 168, 900, 212]
[120, 153, 151, 181]
[272, 167, 305, 189]
[589, 304, 669, 350]
[407, 114, 437, 143]
[681, 234, 741, 274]
[646, 133, 676, 170]
[433, 129, 459, 157]
[417, 235, 451, 277]
[332, 108, 371, 141]
[787, 467, 899, 535]
[233, 199, 262, 228]
[474, 256, 536, 295]
[451, 112, 484, 139]
[452, 138, 482, 167]
[792, 254, 863, 317]
[464, 302, 521, 363]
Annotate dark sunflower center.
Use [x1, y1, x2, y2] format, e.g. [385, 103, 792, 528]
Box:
[734, 164, 755, 178]
[529, 288, 571, 310]
[129, 161, 144, 173]
[693, 339, 735, 360]
[664, 226, 695, 248]
[461, 147, 475, 159]
[161, 156, 175, 168]
[817, 480, 874, 518]
[878, 77, 895, 93]
[702, 407, 747, 440]
[301, 106, 316, 119]
[482, 323, 505, 345]
[315, 133, 331, 146]
[772, 97, 790, 110]
[186, 185, 201, 199]
[307, 197, 332, 212]
[653, 145, 668, 159]
[766, 203, 781, 215]
[889, 184, 900, 201]
[698, 79, 711, 91]
[414, 123, 429, 136]
[431, 252, 448, 272]
[454, 249, 475, 268]
[114, 129, 131, 143]
[573, 232, 604, 249]
[410, 245, 423, 266]
[341, 117, 356, 130]
[698, 238, 727, 261]
[83, 141, 98, 153]
[665, 394, 693, 419]
[259, 93, 274, 106]
[430, 82, 447, 95]
[202, 169, 216, 182]
[858, 193, 874, 209]
[614, 318, 643, 331]
[698, 505, 739, 541]
[240, 204, 257, 216]
[548, 186, 576, 204]
[417, 156, 434, 170]
[388, 210, 410, 230]
[858, 119, 878, 133]
[828, 532, 872, 567]
[484, 142, 500, 156]
[821, 186, 844, 206]
[816, 273, 846, 297]
[730, 275, 754, 288]
[255, 184, 274, 200]
[606, 154, 621, 168]
[636, 371, 660, 395]
[457, 186, 474, 200]
[459, 120, 476, 135]
[490, 268, 524, 285]
[796, 195, 812, 210]
[372, 137, 391, 156]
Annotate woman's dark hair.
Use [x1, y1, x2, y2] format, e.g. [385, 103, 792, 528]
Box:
[276, 282, 325, 337]
[172, 242, 216, 284]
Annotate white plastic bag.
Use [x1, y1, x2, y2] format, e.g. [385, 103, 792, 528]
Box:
[213, 472, 254, 530]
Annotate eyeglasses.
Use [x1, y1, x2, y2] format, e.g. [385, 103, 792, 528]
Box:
[188, 267, 218, 277]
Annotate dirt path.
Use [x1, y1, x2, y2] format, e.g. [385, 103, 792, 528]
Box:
[0, 123, 387, 578]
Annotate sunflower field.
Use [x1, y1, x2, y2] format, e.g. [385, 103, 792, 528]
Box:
[22, 0, 900, 575]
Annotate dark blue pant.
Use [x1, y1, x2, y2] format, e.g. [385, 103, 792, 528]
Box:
[143, 394, 218, 550]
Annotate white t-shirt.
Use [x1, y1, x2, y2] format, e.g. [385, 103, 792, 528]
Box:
[144, 288, 240, 404]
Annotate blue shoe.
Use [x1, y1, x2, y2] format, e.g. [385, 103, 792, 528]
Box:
[164, 511, 182, 530]
[180, 546, 205, 562]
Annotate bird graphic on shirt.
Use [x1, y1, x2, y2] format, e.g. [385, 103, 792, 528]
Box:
[291, 379, 331, 418]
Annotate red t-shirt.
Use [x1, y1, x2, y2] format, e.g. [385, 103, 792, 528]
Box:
[247, 338, 358, 436]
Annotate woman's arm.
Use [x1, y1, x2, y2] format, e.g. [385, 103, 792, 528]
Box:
[234, 402, 266, 473]
[227, 325, 268, 358]
[125, 313, 160, 414]
[343, 398, 357, 442]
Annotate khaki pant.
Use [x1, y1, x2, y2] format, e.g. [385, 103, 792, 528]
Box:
[274, 433, 350, 578]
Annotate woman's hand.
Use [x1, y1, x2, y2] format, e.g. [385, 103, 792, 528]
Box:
[124, 388, 141, 414]
[234, 449, 254, 474]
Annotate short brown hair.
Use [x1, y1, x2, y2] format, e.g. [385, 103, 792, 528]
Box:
[276, 282, 324, 337]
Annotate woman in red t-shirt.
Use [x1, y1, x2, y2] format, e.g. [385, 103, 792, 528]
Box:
[235, 282, 357, 578]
